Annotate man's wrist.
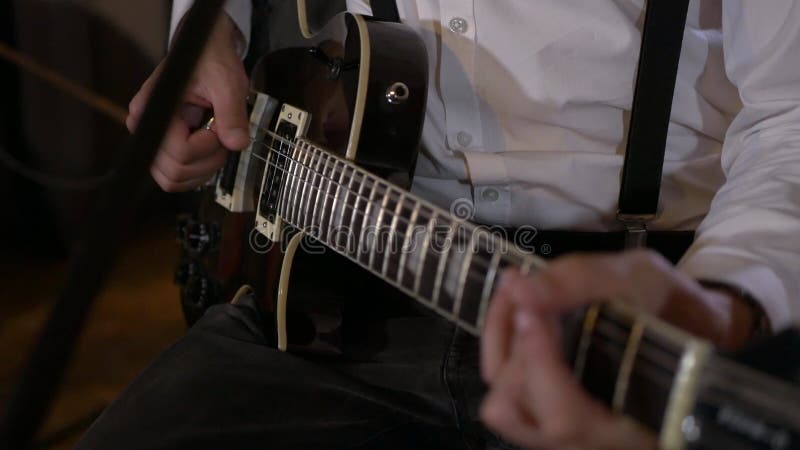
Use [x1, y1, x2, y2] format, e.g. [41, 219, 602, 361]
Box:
[698, 279, 772, 348]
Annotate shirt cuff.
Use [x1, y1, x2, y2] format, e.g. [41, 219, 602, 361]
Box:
[678, 249, 792, 331]
[169, 0, 252, 58]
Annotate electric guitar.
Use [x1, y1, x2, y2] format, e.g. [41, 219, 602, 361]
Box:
[174, 5, 800, 449]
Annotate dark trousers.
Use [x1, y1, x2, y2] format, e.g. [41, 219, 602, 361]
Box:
[75, 231, 693, 450]
[74, 296, 509, 450]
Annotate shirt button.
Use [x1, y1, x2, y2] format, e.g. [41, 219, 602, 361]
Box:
[448, 17, 469, 34]
[481, 188, 500, 202]
[456, 131, 473, 147]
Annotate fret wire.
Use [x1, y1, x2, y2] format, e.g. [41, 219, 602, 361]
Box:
[396, 201, 421, 285]
[318, 158, 339, 242]
[311, 152, 331, 231]
[453, 227, 478, 319]
[328, 160, 350, 251]
[302, 143, 320, 228]
[304, 145, 324, 228]
[612, 319, 645, 413]
[294, 142, 313, 228]
[414, 211, 436, 295]
[660, 340, 712, 450]
[432, 220, 457, 306]
[382, 192, 407, 276]
[592, 323, 680, 372]
[305, 146, 325, 227]
[579, 314, 685, 382]
[574, 304, 601, 382]
[347, 170, 368, 254]
[335, 165, 357, 252]
[369, 185, 393, 269]
[591, 337, 676, 389]
[289, 142, 306, 226]
[357, 177, 381, 264]
[476, 250, 503, 332]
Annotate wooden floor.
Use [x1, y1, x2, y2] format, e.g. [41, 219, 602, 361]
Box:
[0, 220, 186, 449]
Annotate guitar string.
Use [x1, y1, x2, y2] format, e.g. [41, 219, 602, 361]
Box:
[231, 145, 687, 378]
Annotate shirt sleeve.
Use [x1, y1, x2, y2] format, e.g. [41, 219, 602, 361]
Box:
[677, 1, 800, 331]
[169, 0, 252, 57]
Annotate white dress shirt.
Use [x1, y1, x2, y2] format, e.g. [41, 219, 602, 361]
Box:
[171, 0, 800, 330]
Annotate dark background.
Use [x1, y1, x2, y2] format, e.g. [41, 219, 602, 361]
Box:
[0, 1, 347, 447]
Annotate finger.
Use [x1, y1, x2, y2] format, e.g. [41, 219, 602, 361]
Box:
[481, 310, 570, 450]
[161, 121, 222, 165]
[480, 277, 516, 383]
[153, 145, 228, 184]
[150, 165, 211, 193]
[481, 386, 548, 450]
[207, 66, 250, 150]
[506, 251, 691, 315]
[511, 308, 656, 449]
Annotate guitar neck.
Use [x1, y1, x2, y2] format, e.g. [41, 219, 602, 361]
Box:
[264, 134, 725, 445]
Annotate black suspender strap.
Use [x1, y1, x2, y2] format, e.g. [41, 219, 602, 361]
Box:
[370, 0, 400, 22]
[617, 0, 690, 248]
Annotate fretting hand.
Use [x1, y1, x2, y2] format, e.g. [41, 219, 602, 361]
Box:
[480, 250, 758, 449]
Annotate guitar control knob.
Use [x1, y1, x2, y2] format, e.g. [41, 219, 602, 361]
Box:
[177, 218, 221, 255]
[181, 274, 223, 325]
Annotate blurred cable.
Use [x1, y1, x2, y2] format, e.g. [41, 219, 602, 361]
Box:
[0, 41, 127, 124]
[0, 41, 129, 190]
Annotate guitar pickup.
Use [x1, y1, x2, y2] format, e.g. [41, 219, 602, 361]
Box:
[256, 103, 311, 241]
[214, 92, 279, 212]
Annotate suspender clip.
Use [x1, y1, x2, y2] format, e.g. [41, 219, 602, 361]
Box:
[617, 213, 655, 249]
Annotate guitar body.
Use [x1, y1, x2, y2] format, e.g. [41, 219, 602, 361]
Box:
[176, 10, 428, 352]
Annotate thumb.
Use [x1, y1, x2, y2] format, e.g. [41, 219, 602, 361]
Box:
[208, 76, 250, 151]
